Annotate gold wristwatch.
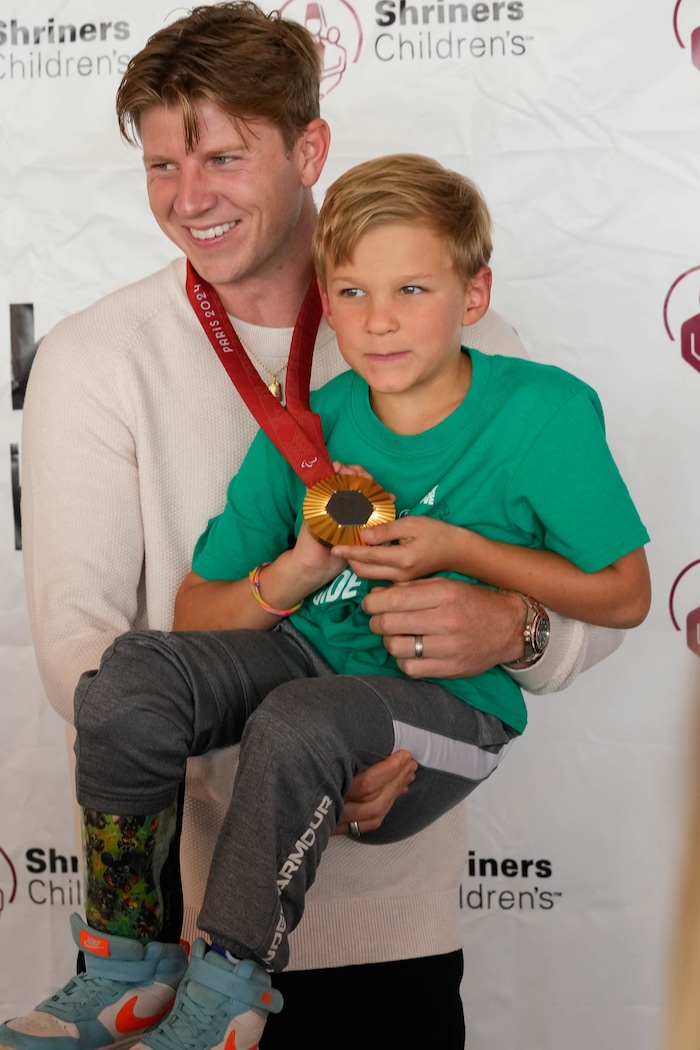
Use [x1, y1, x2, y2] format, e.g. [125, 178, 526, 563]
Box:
[503, 592, 551, 669]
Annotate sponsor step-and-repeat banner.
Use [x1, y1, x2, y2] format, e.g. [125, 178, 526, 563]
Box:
[1, 2, 700, 1047]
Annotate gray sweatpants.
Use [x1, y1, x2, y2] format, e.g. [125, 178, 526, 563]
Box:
[74, 622, 514, 970]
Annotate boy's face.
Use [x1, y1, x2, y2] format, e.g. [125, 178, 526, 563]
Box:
[319, 222, 490, 403]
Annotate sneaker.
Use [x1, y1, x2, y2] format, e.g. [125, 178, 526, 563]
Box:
[0, 913, 188, 1050]
[134, 940, 283, 1050]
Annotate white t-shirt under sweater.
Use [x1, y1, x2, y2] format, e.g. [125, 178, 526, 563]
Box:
[21, 256, 623, 968]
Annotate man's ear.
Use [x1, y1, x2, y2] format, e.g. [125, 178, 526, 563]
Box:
[462, 266, 492, 327]
[317, 278, 336, 329]
[297, 118, 331, 188]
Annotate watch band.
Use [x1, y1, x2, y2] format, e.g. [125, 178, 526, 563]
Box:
[502, 591, 551, 670]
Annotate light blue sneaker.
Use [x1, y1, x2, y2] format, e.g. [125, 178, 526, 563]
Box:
[134, 940, 282, 1050]
[0, 914, 188, 1050]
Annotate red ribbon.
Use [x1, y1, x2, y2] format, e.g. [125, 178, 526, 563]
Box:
[186, 261, 335, 487]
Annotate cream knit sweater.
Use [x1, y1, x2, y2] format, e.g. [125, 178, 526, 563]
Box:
[22, 257, 622, 968]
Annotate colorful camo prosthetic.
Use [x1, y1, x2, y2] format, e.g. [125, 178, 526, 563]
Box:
[81, 802, 177, 941]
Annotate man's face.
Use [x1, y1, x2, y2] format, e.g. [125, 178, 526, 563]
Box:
[141, 100, 320, 309]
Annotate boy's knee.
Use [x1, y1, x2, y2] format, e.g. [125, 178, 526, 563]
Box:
[74, 630, 175, 738]
[244, 681, 340, 754]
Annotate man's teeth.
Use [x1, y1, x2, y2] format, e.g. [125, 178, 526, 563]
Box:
[190, 221, 236, 241]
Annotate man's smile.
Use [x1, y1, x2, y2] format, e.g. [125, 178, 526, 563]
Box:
[189, 220, 239, 241]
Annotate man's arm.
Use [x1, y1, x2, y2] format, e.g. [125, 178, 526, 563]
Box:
[22, 324, 146, 723]
[362, 576, 627, 693]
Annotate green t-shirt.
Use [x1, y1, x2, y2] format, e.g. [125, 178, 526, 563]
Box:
[193, 349, 649, 734]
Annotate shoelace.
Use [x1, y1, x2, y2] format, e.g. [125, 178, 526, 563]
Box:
[43, 975, 130, 1018]
[145, 981, 229, 1050]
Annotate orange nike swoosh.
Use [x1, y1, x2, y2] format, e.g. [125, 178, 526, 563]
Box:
[224, 1030, 259, 1050]
[115, 996, 174, 1034]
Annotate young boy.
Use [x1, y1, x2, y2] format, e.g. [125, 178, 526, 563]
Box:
[7, 154, 650, 1050]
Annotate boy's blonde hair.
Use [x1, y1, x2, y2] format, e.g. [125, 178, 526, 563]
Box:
[312, 153, 493, 288]
[116, 2, 321, 153]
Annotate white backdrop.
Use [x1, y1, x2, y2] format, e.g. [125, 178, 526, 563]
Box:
[2, 2, 700, 1048]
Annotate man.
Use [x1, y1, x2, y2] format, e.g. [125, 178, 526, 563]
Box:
[13, 4, 623, 1048]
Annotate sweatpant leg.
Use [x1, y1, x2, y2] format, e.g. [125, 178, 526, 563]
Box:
[356, 675, 516, 845]
[73, 627, 327, 814]
[198, 673, 513, 970]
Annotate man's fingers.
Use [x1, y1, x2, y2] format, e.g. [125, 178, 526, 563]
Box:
[363, 578, 442, 615]
[394, 656, 465, 678]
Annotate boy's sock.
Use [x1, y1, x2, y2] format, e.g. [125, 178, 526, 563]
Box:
[208, 944, 242, 964]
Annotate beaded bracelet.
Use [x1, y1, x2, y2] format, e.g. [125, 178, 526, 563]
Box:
[248, 562, 302, 617]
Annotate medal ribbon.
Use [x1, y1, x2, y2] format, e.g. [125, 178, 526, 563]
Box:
[186, 261, 335, 487]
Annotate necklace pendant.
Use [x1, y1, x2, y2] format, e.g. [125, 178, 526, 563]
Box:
[269, 379, 283, 401]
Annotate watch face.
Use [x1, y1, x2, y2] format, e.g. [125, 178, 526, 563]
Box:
[534, 615, 551, 654]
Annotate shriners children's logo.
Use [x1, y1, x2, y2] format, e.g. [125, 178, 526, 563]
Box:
[669, 561, 700, 658]
[279, 1, 362, 97]
[673, 0, 700, 69]
[0, 846, 18, 918]
[663, 266, 700, 375]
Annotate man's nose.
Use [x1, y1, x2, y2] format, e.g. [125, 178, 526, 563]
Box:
[173, 167, 217, 217]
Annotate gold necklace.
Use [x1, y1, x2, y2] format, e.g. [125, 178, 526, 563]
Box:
[237, 338, 287, 402]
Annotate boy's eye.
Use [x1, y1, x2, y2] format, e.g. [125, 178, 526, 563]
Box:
[400, 285, 423, 295]
[339, 287, 365, 298]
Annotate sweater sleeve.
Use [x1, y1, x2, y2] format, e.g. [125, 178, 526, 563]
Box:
[21, 315, 145, 725]
[508, 613, 625, 694]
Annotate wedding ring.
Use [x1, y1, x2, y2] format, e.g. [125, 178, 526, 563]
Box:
[349, 820, 361, 838]
[414, 635, 424, 659]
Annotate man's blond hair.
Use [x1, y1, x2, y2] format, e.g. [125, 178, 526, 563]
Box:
[313, 154, 492, 287]
[116, 2, 321, 152]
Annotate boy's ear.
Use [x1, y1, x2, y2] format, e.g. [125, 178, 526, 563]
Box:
[317, 278, 336, 329]
[297, 118, 331, 188]
[462, 266, 492, 327]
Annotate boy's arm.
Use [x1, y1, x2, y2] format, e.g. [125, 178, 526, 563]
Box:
[449, 532, 651, 628]
[337, 518, 650, 629]
[175, 525, 346, 630]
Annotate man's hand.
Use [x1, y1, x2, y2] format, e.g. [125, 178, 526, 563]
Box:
[333, 516, 460, 582]
[363, 578, 526, 678]
[334, 750, 417, 836]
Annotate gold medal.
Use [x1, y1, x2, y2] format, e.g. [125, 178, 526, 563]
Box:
[303, 474, 395, 547]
